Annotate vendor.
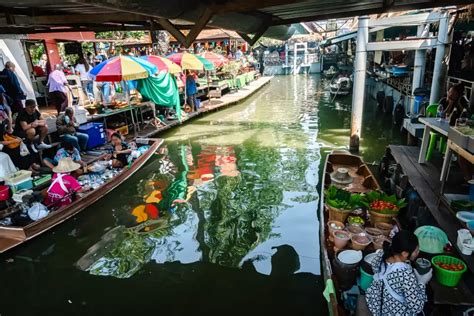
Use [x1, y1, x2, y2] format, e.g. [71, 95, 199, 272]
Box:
[43, 141, 85, 171]
[45, 157, 83, 208]
[438, 83, 470, 125]
[57, 107, 89, 152]
[14, 99, 51, 150]
[108, 132, 131, 168]
[363, 231, 431, 316]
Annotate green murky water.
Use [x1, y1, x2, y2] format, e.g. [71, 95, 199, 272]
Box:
[0, 75, 401, 315]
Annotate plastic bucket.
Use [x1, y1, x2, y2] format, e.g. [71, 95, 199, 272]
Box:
[359, 267, 374, 291]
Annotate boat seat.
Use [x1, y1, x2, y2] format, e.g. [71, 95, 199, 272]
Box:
[425, 103, 446, 161]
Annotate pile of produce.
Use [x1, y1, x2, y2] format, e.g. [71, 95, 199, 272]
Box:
[362, 191, 407, 215]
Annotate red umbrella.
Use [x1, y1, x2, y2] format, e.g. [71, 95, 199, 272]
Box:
[199, 52, 229, 67]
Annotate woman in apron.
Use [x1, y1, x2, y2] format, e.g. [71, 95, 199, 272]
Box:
[362, 231, 432, 316]
[45, 157, 83, 208]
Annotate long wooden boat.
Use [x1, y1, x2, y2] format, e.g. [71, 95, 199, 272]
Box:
[0, 138, 163, 253]
[319, 151, 380, 316]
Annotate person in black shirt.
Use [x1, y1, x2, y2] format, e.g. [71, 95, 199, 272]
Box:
[14, 99, 51, 150]
[438, 83, 470, 126]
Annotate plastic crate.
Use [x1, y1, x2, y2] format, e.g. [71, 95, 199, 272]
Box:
[115, 125, 129, 136]
[9, 177, 33, 193]
[77, 122, 106, 150]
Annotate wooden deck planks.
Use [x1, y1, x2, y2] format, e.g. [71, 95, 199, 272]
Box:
[390, 145, 474, 272]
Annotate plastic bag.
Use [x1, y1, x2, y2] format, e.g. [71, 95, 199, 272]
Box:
[27, 203, 49, 221]
[19, 142, 30, 157]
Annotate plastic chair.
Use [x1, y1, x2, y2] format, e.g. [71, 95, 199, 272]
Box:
[425, 103, 446, 161]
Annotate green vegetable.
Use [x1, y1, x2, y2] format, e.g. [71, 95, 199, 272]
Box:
[362, 190, 407, 214]
[325, 185, 366, 210]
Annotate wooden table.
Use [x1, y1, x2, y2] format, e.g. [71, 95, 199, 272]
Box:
[418, 117, 450, 164]
[88, 106, 137, 133]
[440, 139, 474, 183]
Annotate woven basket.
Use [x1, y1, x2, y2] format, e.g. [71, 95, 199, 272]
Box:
[326, 204, 352, 222]
[369, 210, 397, 225]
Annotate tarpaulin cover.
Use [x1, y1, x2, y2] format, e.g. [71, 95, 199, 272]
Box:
[137, 72, 181, 120]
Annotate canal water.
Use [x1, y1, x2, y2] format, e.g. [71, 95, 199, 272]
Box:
[0, 75, 401, 315]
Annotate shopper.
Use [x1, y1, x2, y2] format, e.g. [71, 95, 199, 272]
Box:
[56, 107, 89, 152]
[0, 61, 26, 114]
[47, 64, 69, 114]
[185, 70, 198, 111]
[14, 99, 51, 150]
[75, 56, 92, 98]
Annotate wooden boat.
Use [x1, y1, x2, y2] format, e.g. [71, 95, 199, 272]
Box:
[319, 151, 380, 316]
[329, 76, 352, 96]
[0, 138, 163, 253]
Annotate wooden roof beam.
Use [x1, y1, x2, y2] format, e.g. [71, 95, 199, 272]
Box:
[156, 8, 213, 48]
[238, 23, 269, 46]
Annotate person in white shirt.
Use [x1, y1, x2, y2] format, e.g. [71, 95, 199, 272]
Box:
[75, 57, 92, 98]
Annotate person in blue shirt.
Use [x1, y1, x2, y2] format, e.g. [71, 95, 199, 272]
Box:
[185, 70, 199, 111]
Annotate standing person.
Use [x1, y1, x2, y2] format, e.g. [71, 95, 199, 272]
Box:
[38, 54, 48, 73]
[56, 107, 88, 152]
[0, 85, 13, 134]
[363, 231, 431, 316]
[0, 61, 26, 114]
[185, 70, 198, 111]
[235, 46, 243, 61]
[14, 99, 51, 150]
[47, 64, 69, 114]
[75, 57, 92, 98]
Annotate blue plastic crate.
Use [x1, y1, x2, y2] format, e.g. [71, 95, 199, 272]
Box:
[78, 122, 106, 150]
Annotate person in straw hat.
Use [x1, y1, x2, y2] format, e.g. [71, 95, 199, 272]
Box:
[45, 157, 83, 208]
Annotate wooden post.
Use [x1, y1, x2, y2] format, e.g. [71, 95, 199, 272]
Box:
[429, 10, 449, 105]
[350, 16, 369, 152]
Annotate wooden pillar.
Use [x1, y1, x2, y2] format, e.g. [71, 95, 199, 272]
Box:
[349, 16, 369, 152]
[429, 11, 450, 105]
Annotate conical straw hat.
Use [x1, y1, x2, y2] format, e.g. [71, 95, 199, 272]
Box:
[52, 157, 81, 173]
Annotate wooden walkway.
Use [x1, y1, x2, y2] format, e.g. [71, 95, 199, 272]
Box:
[136, 76, 272, 138]
[390, 145, 474, 306]
[390, 145, 472, 268]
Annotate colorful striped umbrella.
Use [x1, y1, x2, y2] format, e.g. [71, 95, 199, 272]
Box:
[89, 55, 157, 82]
[167, 52, 214, 71]
[199, 52, 229, 68]
[140, 55, 182, 74]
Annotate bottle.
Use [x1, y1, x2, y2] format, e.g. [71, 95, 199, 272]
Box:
[449, 108, 458, 126]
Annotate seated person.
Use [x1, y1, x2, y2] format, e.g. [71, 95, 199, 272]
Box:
[43, 141, 85, 171]
[438, 83, 470, 125]
[0, 118, 40, 171]
[45, 158, 83, 208]
[14, 99, 52, 150]
[57, 107, 89, 152]
[107, 132, 131, 168]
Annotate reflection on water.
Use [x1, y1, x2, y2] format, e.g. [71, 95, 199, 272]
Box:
[0, 75, 401, 315]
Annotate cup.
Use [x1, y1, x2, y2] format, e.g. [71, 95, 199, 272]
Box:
[415, 258, 431, 275]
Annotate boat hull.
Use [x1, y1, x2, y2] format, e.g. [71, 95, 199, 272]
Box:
[0, 138, 163, 253]
[319, 151, 380, 315]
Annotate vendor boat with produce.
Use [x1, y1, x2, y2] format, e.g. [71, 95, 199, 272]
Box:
[0, 137, 162, 253]
[320, 151, 469, 315]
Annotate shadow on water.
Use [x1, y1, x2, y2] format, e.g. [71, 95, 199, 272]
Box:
[0, 75, 401, 315]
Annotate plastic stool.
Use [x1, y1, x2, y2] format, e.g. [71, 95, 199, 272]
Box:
[425, 103, 446, 161]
